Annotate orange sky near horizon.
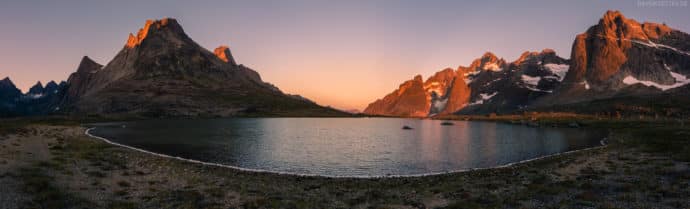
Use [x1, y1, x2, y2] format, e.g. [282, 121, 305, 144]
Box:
[1, 1, 689, 111]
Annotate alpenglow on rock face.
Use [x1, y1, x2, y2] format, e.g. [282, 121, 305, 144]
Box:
[365, 10, 690, 117]
[213, 45, 237, 66]
[57, 18, 344, 117]
[363, 50, 568, 116]
[538, 10, 690, 106]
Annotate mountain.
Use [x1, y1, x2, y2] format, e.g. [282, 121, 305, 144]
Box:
[0, 77, 66, 117]
[0, 77, 22, 116]
[535, 10, 690, 109]
[0, 77, 21, 99]
[365, 10, 690, 117]
[363, 50, 569, 116]
[62, 56, 103, 106]
[58, 18, 345, 117]
[458, 50, 569, 114]
[27, 81, 44, 95]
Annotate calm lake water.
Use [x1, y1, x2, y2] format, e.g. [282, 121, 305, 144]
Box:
[88, 118, 606, 177]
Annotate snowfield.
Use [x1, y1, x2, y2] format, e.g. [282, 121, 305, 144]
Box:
[544, 64, 569, 81]
[468, 92, 498, 105]
[622, 71, 690, 91]
[482, 63, 502, 72]
[521, 75, 541, 86]
[631, 39, 690, 57]
[432, 98, 449, 110]
[521, 75, 552, 92]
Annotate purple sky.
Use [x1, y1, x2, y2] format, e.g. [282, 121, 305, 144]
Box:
[1, 0, 688, 110]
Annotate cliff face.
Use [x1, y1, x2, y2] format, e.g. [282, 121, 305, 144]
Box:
[363, 75, 429, 117]
[63, 56, 103, 105]
[214, 46, 238, 66]
[541, 10, 690, 105]
[567, 11, 672, 85]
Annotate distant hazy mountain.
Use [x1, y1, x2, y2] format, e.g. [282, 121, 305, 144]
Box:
[364, 10, 690, 117]
[0, 77, 66, 117]
[0, 77, 22, 116]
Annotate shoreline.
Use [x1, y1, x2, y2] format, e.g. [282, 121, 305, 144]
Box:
[85, 127, 609, 179]
[2, 122, 688, 208]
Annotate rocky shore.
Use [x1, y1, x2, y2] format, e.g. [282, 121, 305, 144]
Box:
[0, 120, 688, 208]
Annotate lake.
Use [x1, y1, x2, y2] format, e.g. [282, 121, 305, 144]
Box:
[87, 118, 606, 177]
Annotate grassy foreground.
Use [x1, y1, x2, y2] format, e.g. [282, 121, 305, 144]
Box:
[0, 117, 689, 209]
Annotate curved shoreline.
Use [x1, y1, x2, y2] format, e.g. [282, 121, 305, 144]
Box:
[85, 127, 607, 179]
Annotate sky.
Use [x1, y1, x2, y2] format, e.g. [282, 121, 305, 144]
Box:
[1, 0, 688, 110]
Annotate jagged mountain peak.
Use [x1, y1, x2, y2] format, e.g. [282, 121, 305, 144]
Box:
[564, 10, 685, 85]
[475, 52, 505, 72]
[540, 48, 556, 54]
[28, 81, 44, 94]
[514, 48, 561, 65]
[481, 51, 498, 59]
[534, 10, 690, 108]
[425, 68, 455, 82]
[1, 77, 12, 84]
[641, 22, 673, 40]
[125, 18, 186, 48]
[412, 74, 423, 82]
[591, 10, 671, 42]
[214, 45, 237, 66]
[0, 77, 20, 93]
[515, 51, 541, 64]
[0, 76, 21, 102]
[45, 81, 59, 89]
[424, 68, 456, 96]
[76, 56, 103, 73]
[601, 10, 624, 20]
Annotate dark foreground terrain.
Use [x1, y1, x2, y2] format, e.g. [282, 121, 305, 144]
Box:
[0, 117, 689, 209]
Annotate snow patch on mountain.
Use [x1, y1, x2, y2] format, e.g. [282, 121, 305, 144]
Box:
[26, 93, 45, 99]
[631, 39, 690, 56]
[483, 63, 502, 71]
[464, 71, 480, 76]
[468, 92, 498, 105]
[622, 72, 690, 91]
[581, 80, 590, 90]
[463, 71, 480, 84]
[544, 64, 569, 81]
[521, 75, 541, 86]
[432, 97, 448, 110]
[483, 78, 502, 87]
[521, 75, 552, 92]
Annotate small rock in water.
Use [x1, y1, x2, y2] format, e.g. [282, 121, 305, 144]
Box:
[568, 122, 580, 128]
[402, 126, 413, 130]
[440, 121, 454, 126]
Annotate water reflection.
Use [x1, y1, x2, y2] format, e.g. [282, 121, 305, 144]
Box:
[90, 118, 605, 176]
